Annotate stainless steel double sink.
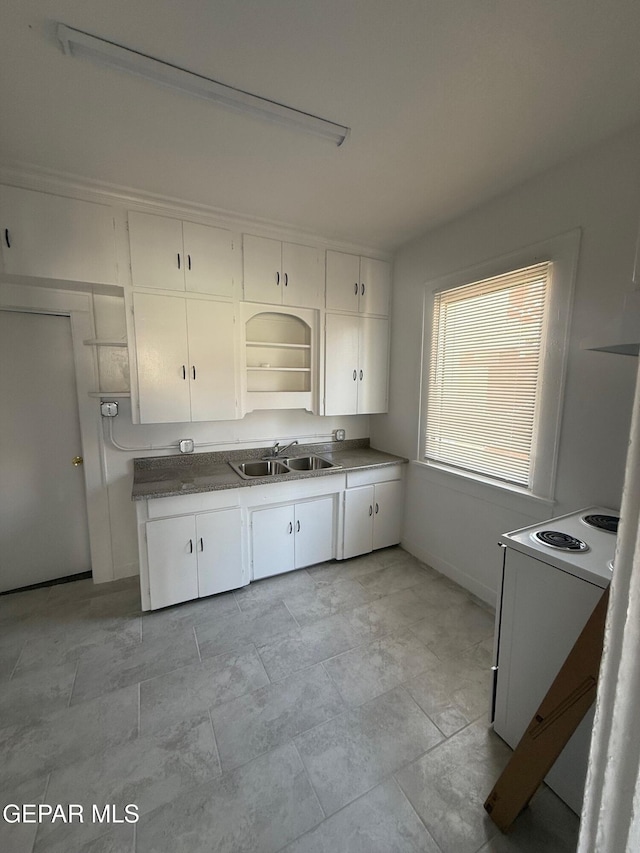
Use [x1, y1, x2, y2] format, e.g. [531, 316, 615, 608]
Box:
[229, 454, 340, 480]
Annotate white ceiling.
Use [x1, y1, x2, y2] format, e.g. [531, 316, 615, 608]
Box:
[2, 1, 640, 250]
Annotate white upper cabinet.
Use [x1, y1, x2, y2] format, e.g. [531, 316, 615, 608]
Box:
[128, 211, 236, 297]
[324, 314, 389, 415]
[0, 185, 119, 285]
[132, 292, 238, 424]
[326, 250, 391, 316]
[243, 234, 324, 308]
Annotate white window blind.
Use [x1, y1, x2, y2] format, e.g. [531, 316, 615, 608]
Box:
[425, 262, 550, 487]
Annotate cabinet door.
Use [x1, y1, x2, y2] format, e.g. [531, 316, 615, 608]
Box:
[282, 242, 324, 308]
[359, 257, 391, 316]
[196, 508, 244, 597]
[326, 250, 360, 312]
[343, 486, 374, 559]
[324, 313, 359, 415]
[147, 516, 198, 609]
[0, 186, 118, 285]
[358, 317, 389, 414]
[372, 480, 403, 551]
[128, 211, 184, 291]
[251, 504, 295, 580]
[243, 234, 282, 303]
[186, 299, 238, 421]
[294, 498, 335, 569]
[133, 292, 191, 423]
[183, 222, 235, 298]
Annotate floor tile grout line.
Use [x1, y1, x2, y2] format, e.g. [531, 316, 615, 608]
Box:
[282, 597, 303, 629]
[31, 771, 53, 853]
[389, 772, 447, 853]
[291, 737, 326, 819]
[207, 708, 222, 775]
[67, 660, 80, 708]
[253, 641, 274, 684]
[193, 625, 202, 662]
[8, 638, 26, 681]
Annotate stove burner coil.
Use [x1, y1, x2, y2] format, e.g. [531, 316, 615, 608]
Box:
[582, 514, 619, 534]
[532, 530, 589, 551]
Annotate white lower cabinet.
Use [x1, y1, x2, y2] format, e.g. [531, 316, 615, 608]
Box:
[251, 497, 335, 580]
[343, 479, 403, 559]
[146, 508, 244, 609]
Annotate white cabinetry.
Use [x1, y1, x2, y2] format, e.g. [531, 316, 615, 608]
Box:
[342, 475, 403, 559]
[243, 234, 324, 308]
[326, 250, 391, 316]
[0, 185, 119, 285]
[132, 291, 238, 423]
[324, 313, 389, 414]
[251, 496, 335, 580]
[145, 507, 244, 610]
[128, 210, 236, 297]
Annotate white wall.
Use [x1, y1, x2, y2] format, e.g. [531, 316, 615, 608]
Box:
[372, 123, 640, 604]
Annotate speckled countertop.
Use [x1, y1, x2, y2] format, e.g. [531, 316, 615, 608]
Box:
[132, 439, 407, 500]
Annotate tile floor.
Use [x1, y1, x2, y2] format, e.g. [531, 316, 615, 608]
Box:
[0, 546, 579, 853]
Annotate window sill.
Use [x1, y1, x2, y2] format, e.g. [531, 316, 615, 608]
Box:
[411, 459, 556, 516]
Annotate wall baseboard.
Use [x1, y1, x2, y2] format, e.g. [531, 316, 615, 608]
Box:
[401, 537, 497, 607]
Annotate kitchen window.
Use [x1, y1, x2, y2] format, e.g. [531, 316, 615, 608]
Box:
[420, 231, 579, 500]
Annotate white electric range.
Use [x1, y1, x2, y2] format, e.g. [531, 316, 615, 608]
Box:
[491, 506, 618, 814]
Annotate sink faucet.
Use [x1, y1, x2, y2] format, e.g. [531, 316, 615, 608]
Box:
[268, 439, 299, 458]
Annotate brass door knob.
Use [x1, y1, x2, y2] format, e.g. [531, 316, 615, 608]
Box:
[72, 456, 84, 466]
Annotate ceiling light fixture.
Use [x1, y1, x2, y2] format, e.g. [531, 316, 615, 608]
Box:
[57, 23, 350, 146]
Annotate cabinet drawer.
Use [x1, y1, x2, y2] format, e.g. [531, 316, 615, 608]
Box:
[346, 465, 403, 488]
[147, 489, 240, 519]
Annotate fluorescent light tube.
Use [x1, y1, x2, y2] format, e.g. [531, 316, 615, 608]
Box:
[57, 23, 350, 146]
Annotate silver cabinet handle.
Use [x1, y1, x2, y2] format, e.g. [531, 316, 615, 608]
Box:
[284, 273, 288, 287]
[353, 369, 357, 381]
[199, 537, 204, 551]
[188, 539, 193, 553]
[288, 521, 293, 534]
[4, 229, 10, 248]
[188, 254, 192, 271]
[182, 365, 187, 380]
[296, 519, 300, 532]
[359, 369, 363, 381]
[177, 253, 181, 270]
[276, 271, 280, 285]
[192, 365, 196, 380]
[375, 503, 379, 514]
[354, 282, 358, 295]
[361, 283, 365, 295]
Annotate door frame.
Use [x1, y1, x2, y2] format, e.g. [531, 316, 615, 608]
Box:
[0, 281, 114, 583]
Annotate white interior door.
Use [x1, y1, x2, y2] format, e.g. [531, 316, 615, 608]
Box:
[0, 310, 91, 592]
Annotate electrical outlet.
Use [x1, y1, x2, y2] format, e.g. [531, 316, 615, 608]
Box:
[100, 401, 119, 417]
[334, 428, 346, 441]
[179, 439, 195, 453]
